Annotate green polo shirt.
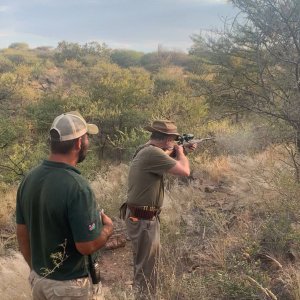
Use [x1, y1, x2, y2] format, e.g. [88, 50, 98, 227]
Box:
[127, 145, 176, 208]
[16, 160, 102, 280]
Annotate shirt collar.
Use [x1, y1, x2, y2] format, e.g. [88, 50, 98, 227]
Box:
[42, 160, 81, 174]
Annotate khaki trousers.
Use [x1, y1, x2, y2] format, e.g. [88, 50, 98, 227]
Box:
[29, 270, 102, 300]
[125, 209, 160, 298]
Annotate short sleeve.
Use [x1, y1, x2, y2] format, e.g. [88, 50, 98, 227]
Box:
[67, 185, 102, 243]
[16, 179, 25, 224]
[144, 147, 176, 175]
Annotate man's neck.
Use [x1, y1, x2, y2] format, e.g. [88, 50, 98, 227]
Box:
[148, 139, 173, 151]
[147, 139, 164, 148]
[48, 153, 77, 167]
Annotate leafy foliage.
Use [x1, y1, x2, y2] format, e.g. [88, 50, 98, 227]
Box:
[191, 0, 300, 149]
[111, 49, 143, 68]
[0, 41, 209, 182]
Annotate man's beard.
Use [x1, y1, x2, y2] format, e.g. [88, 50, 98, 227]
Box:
[77, 143, 88, 163]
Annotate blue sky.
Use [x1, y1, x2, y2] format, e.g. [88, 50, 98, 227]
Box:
[0, 0, 237, 52]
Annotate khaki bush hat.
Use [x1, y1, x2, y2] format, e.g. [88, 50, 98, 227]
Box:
[144, 120, 180, 136]
[50, 111, 99, 141]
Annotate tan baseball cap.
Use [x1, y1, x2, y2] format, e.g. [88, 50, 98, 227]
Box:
[50, 111, 99, 141]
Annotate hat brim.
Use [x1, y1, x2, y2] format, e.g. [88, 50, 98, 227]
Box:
[87, 124, 99, 135]
[144, 125, 180, 136]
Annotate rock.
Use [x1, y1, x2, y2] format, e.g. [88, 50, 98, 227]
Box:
[204, 185, 217, 193]
[104, 233, 127, 250]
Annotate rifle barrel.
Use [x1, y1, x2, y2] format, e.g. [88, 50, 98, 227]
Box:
[189, 137, 214, 144]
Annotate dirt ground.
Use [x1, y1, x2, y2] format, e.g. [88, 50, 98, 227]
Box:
[101, 240, 133, 286]
[0, 237, 134, 300]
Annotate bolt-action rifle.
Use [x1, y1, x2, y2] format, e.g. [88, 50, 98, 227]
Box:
[168, 133, 214, 157]
[177, 133, 214, 145]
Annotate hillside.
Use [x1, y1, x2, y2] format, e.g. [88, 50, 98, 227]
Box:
[1, 2, 300, 297]
[1, 146, 300, 299]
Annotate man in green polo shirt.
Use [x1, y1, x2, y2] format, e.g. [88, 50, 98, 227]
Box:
[16, 111, 113, 300]
[122, 120, 196, 298]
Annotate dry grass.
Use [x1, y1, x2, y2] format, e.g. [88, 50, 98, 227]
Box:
[1, 145, 300, 299]
[195, 154, 232, 183]
[158, 146, 300, 299]
[0, 187, 17, 256]
[282, 266, 300, 300]
[0, 187, 17, 228]
[91, 163, 129, 215]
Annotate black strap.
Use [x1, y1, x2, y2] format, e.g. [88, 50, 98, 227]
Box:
[119, 202, 127, 220]
[132, 143, 153, 159]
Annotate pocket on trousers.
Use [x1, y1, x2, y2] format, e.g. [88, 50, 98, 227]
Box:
[53, 285, 89, 298]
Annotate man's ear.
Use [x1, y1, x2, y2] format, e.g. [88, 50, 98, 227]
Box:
[74, 137, 82, 150]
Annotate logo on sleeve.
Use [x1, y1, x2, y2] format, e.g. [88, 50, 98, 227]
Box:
[88, 221, 96, 231]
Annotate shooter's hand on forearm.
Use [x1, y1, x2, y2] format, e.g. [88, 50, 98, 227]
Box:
[183, 142, 197, 154]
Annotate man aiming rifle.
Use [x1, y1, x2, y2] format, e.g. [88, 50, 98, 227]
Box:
[120, 120, 197, 299]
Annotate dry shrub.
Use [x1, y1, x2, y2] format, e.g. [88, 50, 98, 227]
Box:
[1, 144, 300, 299]
[162, 184, 198, 230]
[205, 120, 279, 156]
[159, 245, 208, 300]
[155, 182, 210, 298]
[221, 147, 300, 299]
[0, 187, 17, 227]
[281, 266, 300, 300]
[195, 154, 232, 183]
[159, 145, 300, 299]
[91, 163, 129, 215]
[193, 145, 296, 207]
[0, 187, 17, 256]
[205, 119, 233, 136]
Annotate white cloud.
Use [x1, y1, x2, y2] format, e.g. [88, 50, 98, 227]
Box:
[0, 5, 10, 12]
[204, 0, 227, 3]
[0, 30, 13, 37]
[0, 30, 58, 49]
[167, 0, 227, 3]
[0, 0, 235, 51]
[93, 38, 193, 53]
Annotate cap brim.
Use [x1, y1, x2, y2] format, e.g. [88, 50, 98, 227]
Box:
[87, 124, 99, 135]
[144, 125, 180, 136]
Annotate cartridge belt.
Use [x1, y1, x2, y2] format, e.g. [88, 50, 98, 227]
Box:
[127, 204, 161, 219]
